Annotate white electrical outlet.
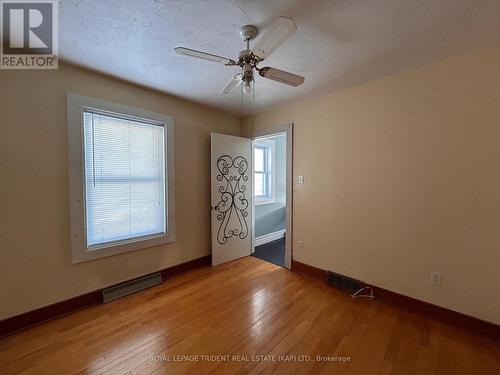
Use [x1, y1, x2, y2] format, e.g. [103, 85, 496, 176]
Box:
[430, 272, 442, 286]
[298, 240, 305, 250]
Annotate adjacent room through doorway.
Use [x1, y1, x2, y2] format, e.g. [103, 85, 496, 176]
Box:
[252, 133, 287, 267]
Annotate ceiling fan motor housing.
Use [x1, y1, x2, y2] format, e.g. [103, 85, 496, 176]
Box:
[238, 50, 250, 60]
[243, 62, 253, 83]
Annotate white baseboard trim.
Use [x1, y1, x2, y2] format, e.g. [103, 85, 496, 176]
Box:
[254, 230, 286, 247]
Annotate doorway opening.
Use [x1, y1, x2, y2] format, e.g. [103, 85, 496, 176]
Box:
[251, 124, 292, 269]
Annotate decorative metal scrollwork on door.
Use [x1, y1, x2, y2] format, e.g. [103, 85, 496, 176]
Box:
[214, 155, 249, 244]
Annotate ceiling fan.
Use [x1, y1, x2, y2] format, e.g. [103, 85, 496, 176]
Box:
[174, 17, 305, 96]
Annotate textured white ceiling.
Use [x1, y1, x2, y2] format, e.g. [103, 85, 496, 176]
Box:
[60, 0, 500, 115]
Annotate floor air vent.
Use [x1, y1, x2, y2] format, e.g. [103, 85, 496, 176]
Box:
[326, 271, 364, 293]
[102, 272, 162, 303]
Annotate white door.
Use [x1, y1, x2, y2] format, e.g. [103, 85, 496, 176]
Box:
[211, 133, 252, 266]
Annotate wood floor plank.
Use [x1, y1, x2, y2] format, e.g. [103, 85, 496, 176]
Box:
[0, 257, 498, 375]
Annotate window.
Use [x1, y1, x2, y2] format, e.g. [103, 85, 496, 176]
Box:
[67, 93, 175, 263]
[83, 111, 166, 247]
[254, 139, 275, 204]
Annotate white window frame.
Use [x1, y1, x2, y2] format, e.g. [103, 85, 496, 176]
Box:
[253, 139, 276, 205]
[67, 92, 176, 264]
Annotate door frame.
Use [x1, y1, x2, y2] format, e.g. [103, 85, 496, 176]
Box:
[250, 123, 293, 269]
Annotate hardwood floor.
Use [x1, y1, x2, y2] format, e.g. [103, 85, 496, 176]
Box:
[0, 257, 498, 374]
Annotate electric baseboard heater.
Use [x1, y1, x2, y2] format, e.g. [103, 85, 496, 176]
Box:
[102, 272, 162, 303]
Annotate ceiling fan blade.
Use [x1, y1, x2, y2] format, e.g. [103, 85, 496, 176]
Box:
[219, 74, 242, 95]
[251, 17, 296, 60]
[259, 67, 304, 87]
[174, 47, 236, 65]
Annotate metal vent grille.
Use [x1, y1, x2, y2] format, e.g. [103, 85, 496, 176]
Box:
[326, 271, 364, 293]
[102, 272, 162, 303]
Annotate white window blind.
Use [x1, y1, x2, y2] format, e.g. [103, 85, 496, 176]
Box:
[83, 110, 166, 248]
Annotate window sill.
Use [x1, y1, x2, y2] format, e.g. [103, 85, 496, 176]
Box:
[72, 232, 175, 264]
[255, 199, 275, 206]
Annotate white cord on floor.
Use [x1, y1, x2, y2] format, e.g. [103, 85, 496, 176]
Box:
[351, 286, 375, 299]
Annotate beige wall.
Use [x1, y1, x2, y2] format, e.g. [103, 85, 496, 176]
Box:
[242, 45, 500, 324]
[0, 63, 240, 319]
[1, 45, 499, 325]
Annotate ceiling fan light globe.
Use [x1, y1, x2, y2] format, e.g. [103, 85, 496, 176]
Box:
[243, 82, 252, 94]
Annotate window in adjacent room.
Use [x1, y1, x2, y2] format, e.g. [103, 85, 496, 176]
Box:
[253, 139, 275, 205]
[67, 93, 175, 263]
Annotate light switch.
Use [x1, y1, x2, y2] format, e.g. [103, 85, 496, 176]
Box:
[298, 175, 304, 184]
